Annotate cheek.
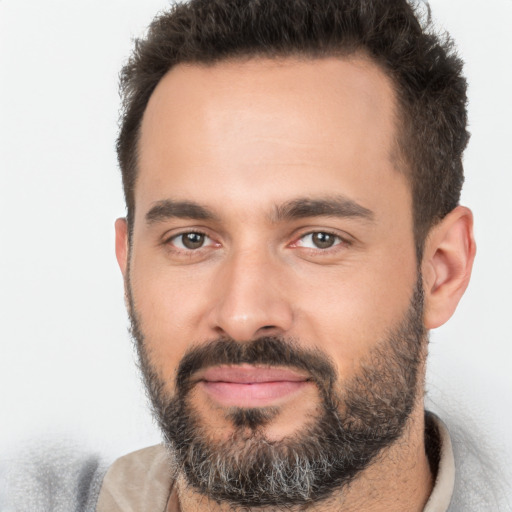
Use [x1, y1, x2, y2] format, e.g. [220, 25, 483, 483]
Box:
[294, 250, 418, 375]
[129, 255, 212, 382]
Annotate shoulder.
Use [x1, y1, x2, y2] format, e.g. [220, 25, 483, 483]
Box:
[1, 443, 107, 512]
[435, 414, 512, 512]
[95, 444, 173, 512]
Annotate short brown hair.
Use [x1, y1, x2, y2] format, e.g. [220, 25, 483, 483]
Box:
[117, 0, 469, 255]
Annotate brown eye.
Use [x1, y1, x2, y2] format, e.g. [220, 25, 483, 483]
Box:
[311, 232, 337, 249]
[178, 232, 206, 249]
[294, 231, 343, 251]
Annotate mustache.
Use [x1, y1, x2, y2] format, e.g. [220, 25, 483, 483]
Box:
[175, 336, 337, 398]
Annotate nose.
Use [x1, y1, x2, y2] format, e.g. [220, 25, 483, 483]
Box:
[207, 249, 294, 342]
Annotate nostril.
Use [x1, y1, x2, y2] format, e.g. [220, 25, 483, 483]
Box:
[213, 326, 227, 337]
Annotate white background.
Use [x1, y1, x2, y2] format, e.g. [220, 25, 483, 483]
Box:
[1, 0, 511, 486]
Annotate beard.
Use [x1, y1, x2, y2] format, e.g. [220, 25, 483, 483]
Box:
[127, 277, 426, 509]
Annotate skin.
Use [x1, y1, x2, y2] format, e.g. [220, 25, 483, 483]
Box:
[115, 56, 476, 511]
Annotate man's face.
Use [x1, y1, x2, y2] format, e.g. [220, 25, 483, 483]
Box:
[121, 57, 424, 505]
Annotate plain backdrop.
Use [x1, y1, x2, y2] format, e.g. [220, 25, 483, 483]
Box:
[1, 0, 511, 486]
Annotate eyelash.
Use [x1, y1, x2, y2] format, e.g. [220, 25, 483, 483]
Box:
[163, 229, 351, 255]
[164, 231, 218, 252]
[290, 231, 350, 253]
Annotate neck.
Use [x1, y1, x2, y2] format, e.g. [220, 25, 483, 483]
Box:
[174, 402, 433, 512]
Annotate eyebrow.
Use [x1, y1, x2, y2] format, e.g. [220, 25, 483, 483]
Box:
[145, 200, 218, 224]
[145, 195, 374, 226]
[272, 196, 374, 223]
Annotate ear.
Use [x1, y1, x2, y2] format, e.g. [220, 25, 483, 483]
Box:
[115, 217, 129, 278]
[422, 206, 476, 329]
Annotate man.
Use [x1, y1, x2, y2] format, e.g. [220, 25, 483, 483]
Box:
[2, 0, 508, 511]
[106, 0, 479, 510]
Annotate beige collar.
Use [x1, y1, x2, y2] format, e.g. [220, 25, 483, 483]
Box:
[96, 444, 173, 512]
[423, 414, 456, 512]
[96, 413, 455, 512]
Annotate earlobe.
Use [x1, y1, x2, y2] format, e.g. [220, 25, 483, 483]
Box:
[115, 217, 129, 278]
[422, 206, 476, 329]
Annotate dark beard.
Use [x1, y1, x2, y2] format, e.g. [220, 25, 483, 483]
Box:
[128, 278, 426, 509]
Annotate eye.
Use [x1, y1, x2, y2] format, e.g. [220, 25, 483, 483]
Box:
[170, 232, 212, 250]
[296, 232, 343, 250]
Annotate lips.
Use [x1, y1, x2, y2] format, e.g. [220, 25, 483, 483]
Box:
[197, 365, 311, 407]
[200, 365, 309, 383]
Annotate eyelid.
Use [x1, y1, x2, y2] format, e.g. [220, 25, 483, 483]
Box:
[289, 229, 353, 249]
[162, 228, 220, 250]
[160, 226, 353, 254]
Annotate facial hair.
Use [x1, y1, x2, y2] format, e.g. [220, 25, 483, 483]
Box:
[128, 277, 426, 509]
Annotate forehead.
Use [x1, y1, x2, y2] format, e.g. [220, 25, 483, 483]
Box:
[136, 56, 407, 223]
